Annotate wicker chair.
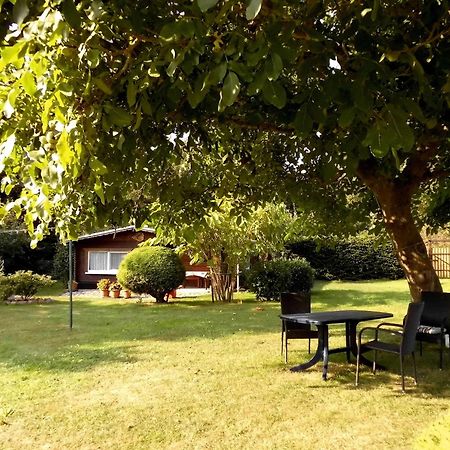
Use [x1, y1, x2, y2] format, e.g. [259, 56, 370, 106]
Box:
[356, 302, 424, 392]
[280, 292, 318, 364]
[416, 291, 450, 369]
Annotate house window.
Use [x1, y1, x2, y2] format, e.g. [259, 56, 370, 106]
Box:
[87, 251, 127, 274]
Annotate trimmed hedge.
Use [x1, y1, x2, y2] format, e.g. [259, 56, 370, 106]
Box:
[286, 238, 404, 281]
[246, 258, 314, 301]
[117, 246, 185, 303]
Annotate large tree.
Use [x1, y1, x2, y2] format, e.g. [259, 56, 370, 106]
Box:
[153, 201, 295, 302]
[0, 1, 449, 300]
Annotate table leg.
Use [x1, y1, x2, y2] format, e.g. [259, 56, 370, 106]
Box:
[290, 325, 330, 380]
[322, 325, 329, 381]
[345, 322, 351, 363]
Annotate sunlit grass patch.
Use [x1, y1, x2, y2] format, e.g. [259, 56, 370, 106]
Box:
[0, 279, 449, 449]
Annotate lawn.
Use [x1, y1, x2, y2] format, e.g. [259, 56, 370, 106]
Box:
[1, 279, 449, 449]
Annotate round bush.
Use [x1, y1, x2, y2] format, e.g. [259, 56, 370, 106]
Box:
[246, 258, 314, 301]
[6, 270, 55, 300]
[117, 246, 185, 303]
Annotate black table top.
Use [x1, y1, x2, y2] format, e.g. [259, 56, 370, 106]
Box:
[280, 310, 393, 325]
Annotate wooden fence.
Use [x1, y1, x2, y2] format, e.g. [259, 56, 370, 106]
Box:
[428, 242, 450, 279]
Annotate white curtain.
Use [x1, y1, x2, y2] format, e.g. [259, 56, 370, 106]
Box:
[110, 252, 126, 270]
[89, 252, 108, 271]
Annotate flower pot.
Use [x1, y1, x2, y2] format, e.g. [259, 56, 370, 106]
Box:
[112, 290, 120, 298]
[102, 289, 110, 298]
[124, 290, 131, 299]
[169, 289, 177, 299]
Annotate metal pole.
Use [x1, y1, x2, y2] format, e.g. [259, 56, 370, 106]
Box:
[68, 240, 73, 329]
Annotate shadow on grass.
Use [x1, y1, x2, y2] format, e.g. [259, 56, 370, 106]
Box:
[285, 347, 450, 397]
[0, 280, 420, 376]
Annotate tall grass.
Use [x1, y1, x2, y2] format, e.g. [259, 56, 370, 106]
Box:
[0, 280, 449, 449]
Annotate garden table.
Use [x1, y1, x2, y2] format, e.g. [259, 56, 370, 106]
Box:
[280, 310, 393, 380]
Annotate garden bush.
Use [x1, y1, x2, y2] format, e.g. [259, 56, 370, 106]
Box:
[0, 276, 14, 302]
[117, 246, 185, 303]
[286, 237, 404, 281]
[51, 243, 74, 285]
[246, 258, 314, 301]
[4, 270, 55, 300]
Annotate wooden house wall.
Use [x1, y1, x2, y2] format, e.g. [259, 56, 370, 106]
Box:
[75, 230, 210, 289]
[75, 230, 155, 288]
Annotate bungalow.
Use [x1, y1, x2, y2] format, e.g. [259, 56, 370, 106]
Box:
[74, 226, 210, 289]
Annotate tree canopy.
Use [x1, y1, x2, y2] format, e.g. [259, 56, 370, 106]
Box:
[0, 0, 449, 299]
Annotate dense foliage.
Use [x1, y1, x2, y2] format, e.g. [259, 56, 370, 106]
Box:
[246, 258, 314, 301]
[0, 0, 449, 299]
[0, 226, 57, 275]
[117, 246, 185, 302]
[288, 238, 404, 281]
[0, 270, 54, 301]
[51, 242, 74, 284]
[154, 201, 296, 301]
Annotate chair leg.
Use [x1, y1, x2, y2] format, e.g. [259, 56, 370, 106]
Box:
[439, 335, 444, 370]
[281, 323, 284, 356]
[412, 352, 418, 385]
[355, 348, 361, 386]
[308, 338, 311, 354]
[372, 350, 377, 374]
[400, 355, 405, 392]
[285, 335, 288, 364]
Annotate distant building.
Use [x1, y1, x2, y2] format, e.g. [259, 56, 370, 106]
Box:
[74, 226, 210, 288]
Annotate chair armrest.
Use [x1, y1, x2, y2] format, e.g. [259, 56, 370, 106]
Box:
[358, 324, 403, 348]
[376, 322, 403, 330]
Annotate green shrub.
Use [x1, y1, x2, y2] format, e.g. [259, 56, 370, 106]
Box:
[286, 237, 404, 281]
[0, 276, 14, 302]
[7, 270, 55, 300]
[51, 243, 74, 284]
[246, 258, 314, 301]
[117, 246, 185, 303]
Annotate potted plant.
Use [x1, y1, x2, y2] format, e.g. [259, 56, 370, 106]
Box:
[123, 289, 132, 299]
[97, 279, 111, 297]
[110, 281, 122, 298]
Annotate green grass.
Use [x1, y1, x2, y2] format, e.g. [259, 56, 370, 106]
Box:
[1, 279, 450, 449]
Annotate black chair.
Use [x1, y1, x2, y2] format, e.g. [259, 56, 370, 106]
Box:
[356, 302, 424, 392]
[416, 291, 450, 369]
[280, 292, 318, 364]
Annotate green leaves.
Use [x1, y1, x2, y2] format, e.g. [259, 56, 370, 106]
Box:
[56, 131, 74, 169]
[93, 78, 113, 95]
[264, 53, 283, 81]
[293, 106, 313, 137]
[127, 81, 137, 107]
[61, 0, 82, 30]
[20, 71, 37, 96]
[197, 0, 218, 12]
[246, 0, 262, 20]
[89, 157, 108, 176]
[262, 81, 286, 109]
[104, 105, 132, 127]
[363, 105, 415, 159]
[219, 71, 240, 111]
[0, 41, 27, 69]
[13, 0, 29, 27]
[338, 107, 355, 128]
[207, 62, 227, 85]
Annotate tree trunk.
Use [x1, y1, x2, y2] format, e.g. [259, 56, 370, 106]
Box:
[209, 254, 236, 302]
[357, 165, 442, 301]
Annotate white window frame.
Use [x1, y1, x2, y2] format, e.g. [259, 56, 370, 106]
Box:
[86, 250, 128, 275]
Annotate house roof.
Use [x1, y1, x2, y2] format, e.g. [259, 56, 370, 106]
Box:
[77, 226, 155, 241]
